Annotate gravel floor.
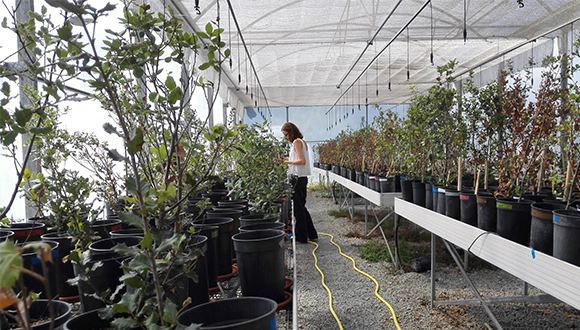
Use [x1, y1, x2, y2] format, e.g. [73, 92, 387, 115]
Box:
[295, 191, 580, 330]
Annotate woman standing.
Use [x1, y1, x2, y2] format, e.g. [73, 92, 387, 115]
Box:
[281, 122, 318, 243]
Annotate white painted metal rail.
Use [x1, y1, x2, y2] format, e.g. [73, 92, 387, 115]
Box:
[395, 197, 580, 312]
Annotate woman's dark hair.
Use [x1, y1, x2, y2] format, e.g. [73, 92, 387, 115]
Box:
[281, 122, 303, 141]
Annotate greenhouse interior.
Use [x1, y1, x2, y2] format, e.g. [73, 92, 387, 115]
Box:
[1, 0, 580, 329]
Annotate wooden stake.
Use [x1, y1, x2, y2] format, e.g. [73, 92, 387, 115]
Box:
[537, 149, 545, 193]
[457, 157, 462, 192]
[475, 169, 481, 195]
[484, 160, 489, 190]
[563, 160, 572, 202]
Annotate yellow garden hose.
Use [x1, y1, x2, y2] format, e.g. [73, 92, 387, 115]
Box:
[309, 240, 344, 330]
[311, 233, 402, 330]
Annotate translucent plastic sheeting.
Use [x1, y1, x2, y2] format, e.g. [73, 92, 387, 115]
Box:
[150, 0, 580, 109]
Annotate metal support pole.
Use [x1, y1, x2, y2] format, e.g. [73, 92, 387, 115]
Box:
[442, 240, 503, 330]
[394, 214, 402, 269]
[430, 232, 436, 308]
[206, 86, 214, 128]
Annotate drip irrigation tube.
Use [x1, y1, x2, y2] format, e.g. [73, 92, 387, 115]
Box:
[309, 232, 402, 330]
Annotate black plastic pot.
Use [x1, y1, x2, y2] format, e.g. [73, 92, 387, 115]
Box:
[207, 209, 243, 239]
[239, 213, 280, 227]
[476, 193, 497, 232]
[368, 176, 376, 190]
[553, 210, 580, 266]
[64, 309, 138, 330]
[348, 168, 357, 181]
[1, 222, 46, 243]
[356, 171, 364, 185]
[186, 196, 210, 217]
[77, 237, 140, 312]
[9, 299, 72, 330]
[176, 297, 278, 330]
[459, 191, 477, 226]
[89, 219, 122, 240]
[496, 198, 533, 246]
[445, 190, 461, 220]
[191, 224, 219, 288]
[432, 185, 439, 212]
[400, 179, 414, 203]
[193, 217, 234, 276]
[436, 187, 447, 215]
[379, 177, 395, 193]
[109, 228, 145, 239]
[188, 235, 210, 307]
[202, 190, 228, 206]
[530, 203, 566, 256]
[239, 222, 285, 232]
[0, 230, 14, 241]
[232, 230, 285, 303]
[20, 240, 61, 299]
[425, 183, 433, 210]
[412, 181, 426, 207]
[41, 233, 78, 297]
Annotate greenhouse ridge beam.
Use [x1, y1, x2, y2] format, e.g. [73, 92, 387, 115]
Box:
[325, 0, 431, 115]
[335, 0, 403, 90]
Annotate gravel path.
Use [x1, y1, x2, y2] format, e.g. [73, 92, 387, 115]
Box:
[295, 192, 580, 330]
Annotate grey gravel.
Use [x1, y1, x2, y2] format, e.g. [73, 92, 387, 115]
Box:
[295, 192, 580, 330]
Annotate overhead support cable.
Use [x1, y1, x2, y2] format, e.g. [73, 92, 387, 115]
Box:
[226, 0, 271, 115]
[336, 0, 403, 89]
[326, 0, 431, 114]
[452, 16, 580, 80]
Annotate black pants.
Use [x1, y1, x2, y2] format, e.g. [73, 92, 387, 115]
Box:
[291, 176, 318, 242]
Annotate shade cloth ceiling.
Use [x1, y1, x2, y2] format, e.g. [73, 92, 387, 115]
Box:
[155, 0, 580, 111]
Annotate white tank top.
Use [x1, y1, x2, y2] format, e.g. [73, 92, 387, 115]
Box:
[288, 139, 311, 177]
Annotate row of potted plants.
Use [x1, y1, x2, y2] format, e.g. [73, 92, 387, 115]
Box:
[0, 1, 290, 330]
[316, 46, 580, 265]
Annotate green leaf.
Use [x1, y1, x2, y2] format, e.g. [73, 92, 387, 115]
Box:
[98, 3, 117, 13]
[167, 87, 182, 104]
[29, 127, 52, 135]
[117, 212, 144, 229]
[2, 131, 18, 146]
[14, 108, 32, 126]
[111, 317, 139, 330]
[57, 22, 72, 40]
[133, 67, 144, 79]
[1, 82, 10, 96]
[103, 122, 122, 137]
[107, 148, 128, 162]
[165, 76, 176, 90]
[120, 273, 143, 289]
[0, 241, 23, 288]
[162, 300, 178, 325]
[112, 242, 138, 258]
[198, 62, 211, 71]
[140, 232, 153, 249]
[128, 253, 151, 271]
[205, 23, 213, 35]
[127, 127, 144, 156]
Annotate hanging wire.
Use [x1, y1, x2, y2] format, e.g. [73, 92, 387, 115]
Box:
[375, 43, 379, 97]
[407, 27, 410, 81]
[463, 0, 467, 43]
[228, 4, 232, 69]
[365, 71, 368, 106]
[245, 50, 249, 94]
[531, 39, 535, 86]
[351, 86, 355, 114]
[388, 47, 392, 91]
[358, 79, 361, 111]
[430, 0, 434, 65]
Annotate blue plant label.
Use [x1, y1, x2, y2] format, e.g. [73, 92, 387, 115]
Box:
[31, 250, 59, 265]
[270, 317, 277, 329]
[554, 215, 558, 222]
[531, 249, 536, 259]
[432, 188, 437, 192]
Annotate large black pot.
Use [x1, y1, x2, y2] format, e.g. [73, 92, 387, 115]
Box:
[232, 230, 285, 303]
[19, 240, 61, 299]
[459, 191, 477, 226]
[193, 217, 234, 276]
[191, 224, 219, 288]
[530, 202, 565, 255]
[496, 198, 533, 246]
[9, 299, 72, 330]
[553, 210, 580, 267]
[412, 181, 426, 207]
[239, 213, 280, 228]
[1, 222, 46, 243]
[187, 235, 210, 307]
[176, 297, 278, 330]
[476, 193, 497, 232]
[41, 233, 78, 297]
[400, 179, 414, 203]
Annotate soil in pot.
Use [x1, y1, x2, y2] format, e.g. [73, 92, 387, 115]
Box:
[4, 299, 72, 330]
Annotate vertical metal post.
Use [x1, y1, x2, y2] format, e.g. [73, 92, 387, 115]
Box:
[394, 213, 402, 269]
[17, 0, 40, 219]
[286, 106, 289, 123]
[223, 102, 228, 126]
[430, 232, 436, 308]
